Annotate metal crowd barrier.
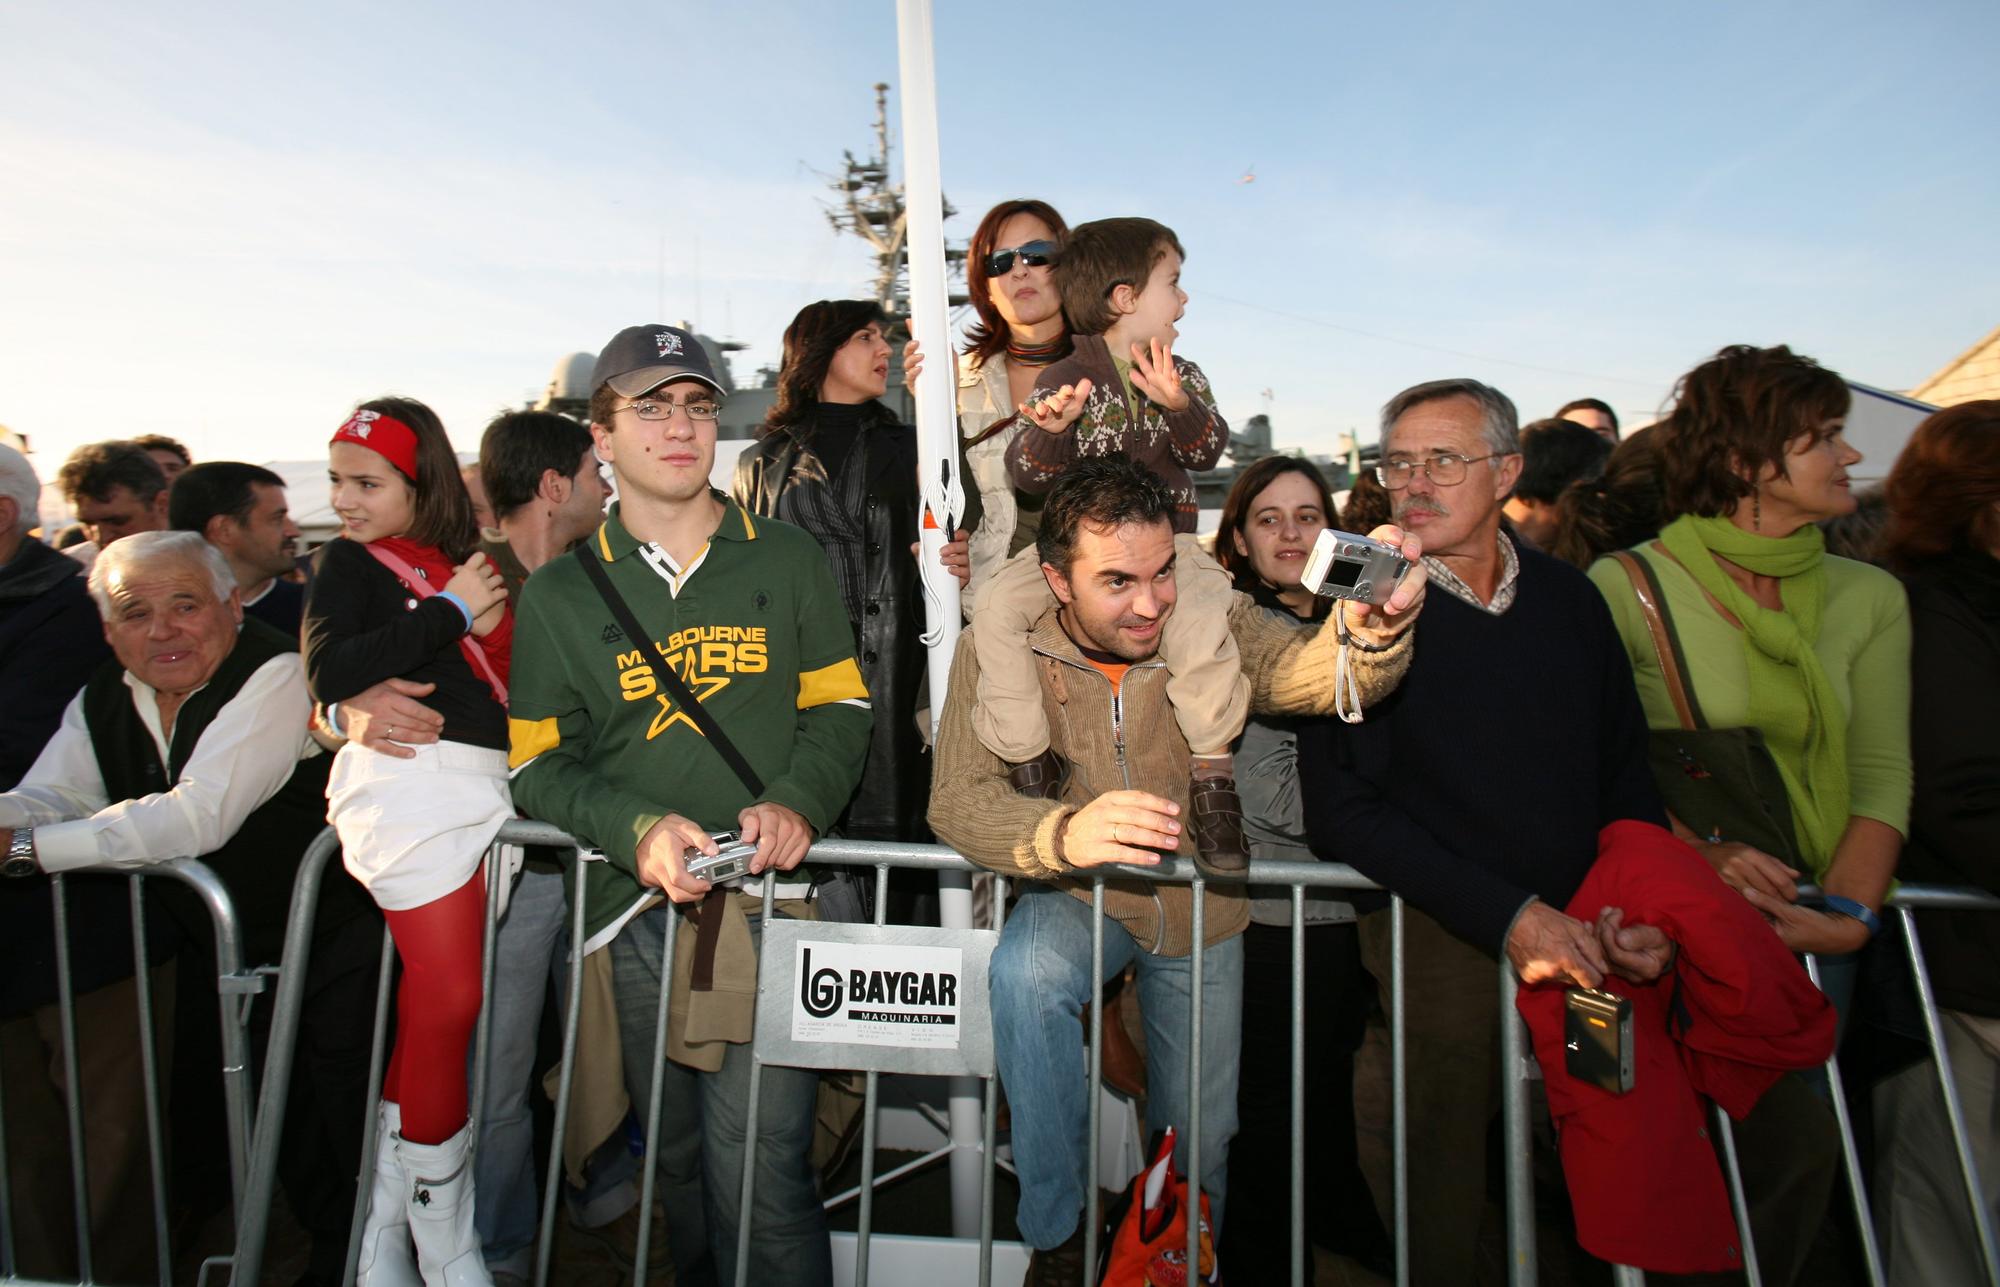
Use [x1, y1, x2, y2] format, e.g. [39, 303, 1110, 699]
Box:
[231, 820, 2000, 1287]
[0, 859, 257, 1287]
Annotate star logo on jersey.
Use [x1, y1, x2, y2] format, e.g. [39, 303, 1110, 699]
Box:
[646, 671, 732, 740]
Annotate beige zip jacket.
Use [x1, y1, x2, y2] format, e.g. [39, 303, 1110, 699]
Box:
[928, 596, 1414, 955]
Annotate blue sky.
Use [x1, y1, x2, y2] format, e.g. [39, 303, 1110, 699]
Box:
[3, 0, 1994, 477]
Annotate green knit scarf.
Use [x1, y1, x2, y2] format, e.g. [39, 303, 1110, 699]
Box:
[1657, 513, 1848, 873]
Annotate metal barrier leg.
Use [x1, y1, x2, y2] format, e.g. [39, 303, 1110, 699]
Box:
[534, 858, 591, 1287]
[1498, 965, 1535, 1287]
[938, 865, 986, 1241]
[631, 885, 679, 1287]
[0, 1006, 12, 1278]
[732, 882, 779, 1287]
[853, 864, 892, 1286]
[1085, 878, 1105, 1279]
[1712, 1102, 1763, 1287]
[49, 873, 94, 1282]
[1186, 877, 1204, 1280]
[979, 1073, 998, 1287]
[130, 877, 173, 1285]
[1290, 886, 1306, 1287]
[1389, 896, 1408, 1287]
[233, 828, 339, 1287]
[342, 929, 400, 1287]
[979, 874, 1007, 1287]
[1898, 905, 2000, 1286]
[1802, 953, 1884, 1286]
[469, 847, 504, 1155]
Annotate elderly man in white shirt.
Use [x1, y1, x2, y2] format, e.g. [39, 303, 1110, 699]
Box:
[0, 530, 378, 1286]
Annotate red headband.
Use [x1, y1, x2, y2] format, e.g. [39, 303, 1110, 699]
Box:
[331, 410, 421, 480]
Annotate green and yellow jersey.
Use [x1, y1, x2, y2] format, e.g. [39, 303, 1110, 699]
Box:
[507, 496, 871, 947]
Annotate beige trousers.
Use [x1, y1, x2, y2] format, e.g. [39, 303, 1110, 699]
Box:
[969, 535, 1249, 761]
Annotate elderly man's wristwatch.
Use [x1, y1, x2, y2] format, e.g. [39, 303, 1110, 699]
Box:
[3, 828, 38, 878]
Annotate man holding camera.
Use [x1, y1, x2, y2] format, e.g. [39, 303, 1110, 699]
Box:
[927, 455, 1426, 1286]
[1297, 378, 1677, 1286]
[508, 324, 870, 1286]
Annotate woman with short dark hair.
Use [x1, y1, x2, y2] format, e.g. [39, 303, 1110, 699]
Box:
[1213, 457, 1393, 1281]
[1585, 344, 1910, 1283]
[1588, 345, 1910, 970]
[1872, 400, 2000, 1284]
[734, 300, 970, 845]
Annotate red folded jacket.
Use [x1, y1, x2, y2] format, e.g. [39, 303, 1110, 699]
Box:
[1515, 819, 1835, 1274]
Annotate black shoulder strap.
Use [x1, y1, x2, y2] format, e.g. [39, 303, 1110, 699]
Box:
[572, 543, 765, 796]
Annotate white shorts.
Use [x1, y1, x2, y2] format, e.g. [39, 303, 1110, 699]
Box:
[328, 739, 513, 912]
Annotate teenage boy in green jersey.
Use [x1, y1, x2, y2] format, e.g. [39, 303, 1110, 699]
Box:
[508, 324, 869, 1287]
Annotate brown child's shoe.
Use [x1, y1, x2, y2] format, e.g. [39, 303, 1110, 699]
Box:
[1188, 776, 1248, 877]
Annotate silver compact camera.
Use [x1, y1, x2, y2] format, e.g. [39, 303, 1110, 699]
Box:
[685, 831, 756, 885]
[1300, 528, 1413, 605]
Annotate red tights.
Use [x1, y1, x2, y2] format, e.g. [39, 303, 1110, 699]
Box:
[380, 871, 486, 1145]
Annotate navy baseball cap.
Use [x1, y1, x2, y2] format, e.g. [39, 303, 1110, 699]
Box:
[590, 324, 724, 398]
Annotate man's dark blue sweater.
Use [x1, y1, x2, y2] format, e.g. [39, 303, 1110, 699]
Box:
[1298, 540, 1665, 955]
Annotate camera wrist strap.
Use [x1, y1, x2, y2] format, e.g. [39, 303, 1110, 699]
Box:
[574, 544, 766, 988]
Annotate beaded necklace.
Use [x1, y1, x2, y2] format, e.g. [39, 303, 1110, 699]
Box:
[1004, 334, 1070, 367]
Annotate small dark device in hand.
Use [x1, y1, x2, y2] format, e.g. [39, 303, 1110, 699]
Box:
[1564, 987, 1634, 1094]
[1300, 528, 1412, 605]
[686, 831, 756, 885]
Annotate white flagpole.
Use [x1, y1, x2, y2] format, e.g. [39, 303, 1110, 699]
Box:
[897, 0, 964, 730]
[895, 0, 985, 1246]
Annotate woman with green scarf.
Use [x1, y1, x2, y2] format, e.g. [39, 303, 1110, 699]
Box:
[1586, 344, 1912, 1007]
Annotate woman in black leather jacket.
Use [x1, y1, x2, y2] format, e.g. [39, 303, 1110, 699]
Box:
[734, 299, 973, 845]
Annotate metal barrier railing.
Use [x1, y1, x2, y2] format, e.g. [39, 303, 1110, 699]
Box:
[231, 821, 2000, 1287]
[0, 859, 257, 1287]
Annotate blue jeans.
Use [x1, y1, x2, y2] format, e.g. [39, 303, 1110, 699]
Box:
[609, 902, 831, 1287]
[990, 885, 1244, 1250]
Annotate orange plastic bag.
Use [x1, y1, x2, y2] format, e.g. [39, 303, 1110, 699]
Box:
[1097, 1127, 1216, 1286]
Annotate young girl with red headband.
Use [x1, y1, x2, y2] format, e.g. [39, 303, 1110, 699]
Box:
[303, 397, 512, 1287]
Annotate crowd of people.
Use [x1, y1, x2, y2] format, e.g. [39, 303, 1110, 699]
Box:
[0, 193, 1995, 1287]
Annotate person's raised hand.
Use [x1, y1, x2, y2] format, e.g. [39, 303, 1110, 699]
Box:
[1339, 525, 1428, 647]
[739, 801, 812, 875]
[1059, 790, 1182, 868]
[1020, 380, 1093, 435]
[339, 679, 444, 759]
[635, 813, 719, 905]
[1696, 840, 1800, 903]
[1506, 900, 1608, 988]
[1128, 338, 1188, 412]
[1595, 907, 1676, 984]
[1741, 888, 1872, 956]
[903, 339, 924, 391]
[445, 551, 507, 625]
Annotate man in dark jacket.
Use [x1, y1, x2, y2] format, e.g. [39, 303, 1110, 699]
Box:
[0, 445, 109, 786]
[1298, 379, 1680, 1286]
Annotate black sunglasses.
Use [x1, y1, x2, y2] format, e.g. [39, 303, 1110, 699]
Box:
[983, 239, 1058, 276]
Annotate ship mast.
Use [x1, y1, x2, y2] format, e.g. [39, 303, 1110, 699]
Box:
[822, 83, 966, 316]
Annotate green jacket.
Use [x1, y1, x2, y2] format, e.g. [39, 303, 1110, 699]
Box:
[508, 498, 872, 948]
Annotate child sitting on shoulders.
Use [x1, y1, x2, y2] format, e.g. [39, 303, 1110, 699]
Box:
[987, 216, 1248, 875]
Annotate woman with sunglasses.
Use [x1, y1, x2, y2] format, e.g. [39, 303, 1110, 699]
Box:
[907, 198, 1071, 598]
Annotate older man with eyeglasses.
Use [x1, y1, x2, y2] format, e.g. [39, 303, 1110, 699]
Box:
[1295, 378, 1676, 1286]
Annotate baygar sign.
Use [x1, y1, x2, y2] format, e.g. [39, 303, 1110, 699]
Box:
[756, 922, 998, 1076]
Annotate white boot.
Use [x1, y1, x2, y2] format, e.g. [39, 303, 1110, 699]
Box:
[400, 1121, 493, 1287]
[356, 1101, 422, 1287]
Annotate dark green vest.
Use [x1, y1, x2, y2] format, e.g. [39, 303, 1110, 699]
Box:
[80, 617, 363, 967]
